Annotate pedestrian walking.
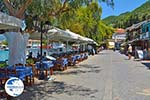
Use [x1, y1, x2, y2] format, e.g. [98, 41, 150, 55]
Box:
[128, 44, 132, 60]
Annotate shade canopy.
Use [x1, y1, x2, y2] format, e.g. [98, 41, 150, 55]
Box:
[0, 12, 22, 30]
[29, 28, 72, 41]
[79, 36, 98, 45]
[48, 28, 73, 42]
[29, 27, 98, 45]
[65, 29, 81, 41]
[29, 31, 47, 40]
[85, 37, 98, 45]
[65, 29, 98, 45]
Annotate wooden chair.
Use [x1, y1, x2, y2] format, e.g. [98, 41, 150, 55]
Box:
[53, 57, 63, 71]
[67, 54, 76, 66]
[0, 68, 9, 99]
[0, 68, 8, 85]
[25, 64, 35, 86]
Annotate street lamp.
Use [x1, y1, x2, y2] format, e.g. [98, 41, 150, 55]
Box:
[33, 16, 51, 80]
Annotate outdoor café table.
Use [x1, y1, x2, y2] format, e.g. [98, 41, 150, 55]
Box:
[35, 61, 54, 77]
[6, 66, 33, 81]
[81, 53, 88, 60]
[62, 58, 68, 69]
[53, 57, 68, 70]
[72, 56, 77, 65]
[58, 58, 68, 67]
[68, 55, 76, 66]
[85, 52, 88, 59]
[75, 54, 82, 63]
[80, 53, 85, 60]
[76, 54, 81, 60]
[62, 58, 68, 66]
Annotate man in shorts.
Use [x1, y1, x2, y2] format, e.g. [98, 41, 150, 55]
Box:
[128, 44, 132, 60]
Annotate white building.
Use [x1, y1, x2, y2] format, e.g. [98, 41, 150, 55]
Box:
[27, 39, 40, 48]
[112, 28, 127, 50]
[112, 28, 126, 41]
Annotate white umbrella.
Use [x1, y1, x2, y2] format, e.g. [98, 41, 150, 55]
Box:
[48, 28, 72, 42]
[29, 31, 47, 40]
[65, 29, 81, 41]
[0, 12, 22, 30]
[65, 29, 98, 44]
[48, 28, 58, 33]
[83, 37, 98, 45]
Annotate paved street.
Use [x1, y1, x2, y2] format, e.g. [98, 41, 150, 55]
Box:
[16, 50, 150, 100]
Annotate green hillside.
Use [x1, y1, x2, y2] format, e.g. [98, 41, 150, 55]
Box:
[102, 1, 150, 28]
[102, 15, 117, 26]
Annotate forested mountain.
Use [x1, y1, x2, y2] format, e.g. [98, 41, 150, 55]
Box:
[103, 1, 150, 28]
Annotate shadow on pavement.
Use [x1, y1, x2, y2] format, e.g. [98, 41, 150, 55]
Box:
[55, 69, 102, 76]
[70, 64, 101, 69]
[13, 81, 98, 100]
[97, 52, 109, 55]
[55, 64, 102, 75]
[13, 64, 100, 100]
[141, 62, 150, 69]
[79, 64, 100, 69]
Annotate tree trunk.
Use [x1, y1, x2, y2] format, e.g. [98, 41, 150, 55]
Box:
[4, 32, 29, 66]
[3, 0, 32, 65]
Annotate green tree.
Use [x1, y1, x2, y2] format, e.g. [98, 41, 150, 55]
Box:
[1, 0, 114, 24]
[1, 0, 114, 43]
[2, 40, 8, 45]
[57, 1, 114, 43]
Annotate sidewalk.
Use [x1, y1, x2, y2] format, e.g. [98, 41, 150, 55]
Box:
[12, 52, 106, 100]
[12, 50, 150, 100]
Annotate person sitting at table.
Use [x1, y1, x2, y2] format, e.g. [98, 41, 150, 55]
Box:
[37, 51, 41, 59]
[28, 52, 33, 59]
[42, 52, 47, 61]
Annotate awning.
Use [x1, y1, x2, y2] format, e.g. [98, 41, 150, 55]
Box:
[65, 29, 82, 41]
[48, 28, 73, 42]
[0, 12, 22, 30]
[29, 31, 47, 40]
[65, 29, 98, 45]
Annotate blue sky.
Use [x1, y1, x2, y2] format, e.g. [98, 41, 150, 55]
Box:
[101, 0, 147, 19]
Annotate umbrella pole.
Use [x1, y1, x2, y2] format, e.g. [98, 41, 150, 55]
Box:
[39, 21, 45, 80]
[66, 40, 69, 52]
